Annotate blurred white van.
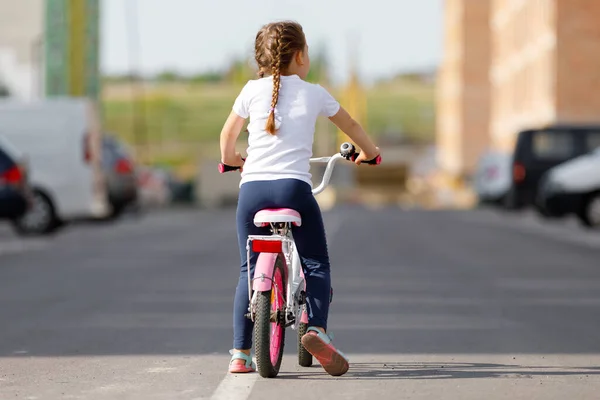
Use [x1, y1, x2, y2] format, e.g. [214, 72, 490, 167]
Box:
[0, 98, 109, 235]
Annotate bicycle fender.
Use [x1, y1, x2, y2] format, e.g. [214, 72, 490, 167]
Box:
[253, 252, 278, 292]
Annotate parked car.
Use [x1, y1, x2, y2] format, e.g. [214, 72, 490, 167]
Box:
[152, 167, 194, 204]
[102, 134, 138, 218]
[137, 166, 171, 208]
[473, 150, 512, 205]
[0, 98, 110, 235]
[537, 148, 600, 228]
[0, 135, 30, 221]
[504, 125, 600, 210]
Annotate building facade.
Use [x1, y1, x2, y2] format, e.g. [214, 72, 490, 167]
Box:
[436, 0, 491, 178]
[0, 0, 44, 99]
[0, 0, 100, 100]
[490, 0, 556, 151]
[438, 0, 600, 175]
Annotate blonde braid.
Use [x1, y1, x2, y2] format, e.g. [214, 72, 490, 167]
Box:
[265, 24, 284, 135]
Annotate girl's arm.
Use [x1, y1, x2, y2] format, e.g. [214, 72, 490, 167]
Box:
[329, 107, 380, 161]
[220, 110, 246, 166]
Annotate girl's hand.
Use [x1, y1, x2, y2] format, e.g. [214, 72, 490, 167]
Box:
[222, 152, 245, 171]
[329, 107, 380, 165]
[354, 147, 380, 165]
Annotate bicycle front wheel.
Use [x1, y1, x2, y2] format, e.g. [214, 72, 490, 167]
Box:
[254, 254, 287, 378]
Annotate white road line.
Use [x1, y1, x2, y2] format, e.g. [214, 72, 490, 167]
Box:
[462, 210, 600, 249]
[209, 373, 258, 400]
[0, 239, 48, 256]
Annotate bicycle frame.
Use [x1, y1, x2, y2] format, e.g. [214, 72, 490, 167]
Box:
[246, 153, 346, 329]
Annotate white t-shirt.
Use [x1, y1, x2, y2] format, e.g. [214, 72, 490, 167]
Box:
[232, 74, 340, 187]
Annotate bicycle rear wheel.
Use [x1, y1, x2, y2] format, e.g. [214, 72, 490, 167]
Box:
[298, 304, 313, 367]
[254, 254, 287, 378]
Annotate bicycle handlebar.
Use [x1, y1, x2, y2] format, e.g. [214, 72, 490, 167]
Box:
[338, 142, 382, 166]
[218, 142, 381, 195]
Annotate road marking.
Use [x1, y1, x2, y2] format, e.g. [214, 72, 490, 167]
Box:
[145, 366, 177, 373]
[460, 210, 600, 249]
[209, 373, 258, 400]
[0, 239, 48, 256]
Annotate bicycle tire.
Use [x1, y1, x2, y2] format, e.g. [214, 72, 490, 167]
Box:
[298, 304, 313, 367]
[254, 254, 286, 378]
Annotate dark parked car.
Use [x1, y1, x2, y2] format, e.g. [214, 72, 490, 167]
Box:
[0, 136, 30, 221]
[504, 125, 600, 210]
[102, 135, 138, 218]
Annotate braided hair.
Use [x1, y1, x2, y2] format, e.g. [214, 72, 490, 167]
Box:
[254, 21, 306, 135]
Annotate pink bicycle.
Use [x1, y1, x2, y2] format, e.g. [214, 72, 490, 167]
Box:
[219, 142, 381, 378]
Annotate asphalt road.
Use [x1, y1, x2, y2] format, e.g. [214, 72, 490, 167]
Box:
[1, 206, 600, 399]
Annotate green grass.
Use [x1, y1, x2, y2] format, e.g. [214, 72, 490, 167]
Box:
[101, 78, 435, 172]
[101, 83, 241, 145]
[366, 78, 435, 142]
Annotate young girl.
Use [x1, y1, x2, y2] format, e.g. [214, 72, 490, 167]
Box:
[220, 20, 380, 377]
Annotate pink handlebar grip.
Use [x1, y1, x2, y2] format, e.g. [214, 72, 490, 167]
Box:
[350, 153, 382, 165]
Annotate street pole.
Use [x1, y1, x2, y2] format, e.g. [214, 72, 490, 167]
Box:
[30, 35, 43, 99]
[338, 31, 367, 149]
[124, 0, 146, 164]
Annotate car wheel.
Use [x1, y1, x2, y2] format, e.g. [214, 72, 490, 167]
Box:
[11, 190, 61, 236]
[577, 193, 600, 229]
[534, 203, 551, 218]
[502, 188, 519, 211]
[106, 203, 124, 220]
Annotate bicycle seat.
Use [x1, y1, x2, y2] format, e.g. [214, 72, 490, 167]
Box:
[254, 208, 302, 227]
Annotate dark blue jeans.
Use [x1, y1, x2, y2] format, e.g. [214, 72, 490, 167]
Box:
[233, 178, 331, 350]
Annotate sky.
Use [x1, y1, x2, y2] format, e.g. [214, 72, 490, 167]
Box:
[100, 0, 443, 84]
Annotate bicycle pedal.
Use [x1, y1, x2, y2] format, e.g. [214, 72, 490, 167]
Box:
[299, 290, 306, 305]
[270, 311, 285, 324]
[286, 312, 295, 323]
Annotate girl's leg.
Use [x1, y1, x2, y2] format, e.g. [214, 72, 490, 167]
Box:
[232, 182, 271, 357]
[273, 179, 348, 376]
[294, 201, 331, 331]
[275, 181, 331, 331]
[294, 201, 349, 376]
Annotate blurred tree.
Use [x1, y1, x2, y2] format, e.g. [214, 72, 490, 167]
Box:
[225, 57, 256, 84]
[188, 71, 224, 84]
[103, 73, 141, 83]
[306, 43, 330, 84]
[220, 46, 331, 85]
[155, 70, 180, 82]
